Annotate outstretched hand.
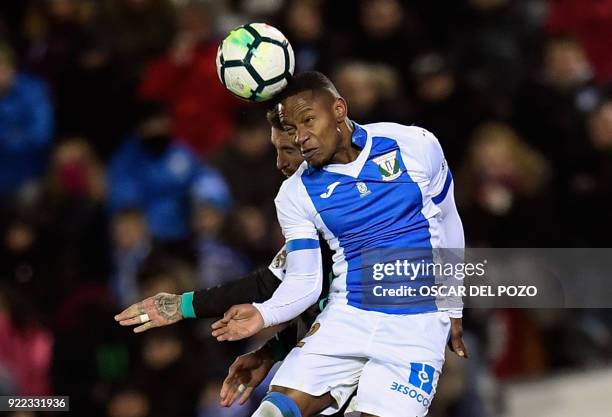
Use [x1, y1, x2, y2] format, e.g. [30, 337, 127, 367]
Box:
[211, 304, 265, 341]
[114, 292, 183, 333]
[220, 348, 275, 407]
[448, 317, 469, 358]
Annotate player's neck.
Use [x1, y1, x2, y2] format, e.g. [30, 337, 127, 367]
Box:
[330, 120, 359, 165]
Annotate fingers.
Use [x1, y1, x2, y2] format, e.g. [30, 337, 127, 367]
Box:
[212, 307, 239, 330]
[221, 362, 241, 399]
[220, 379, 233, 401]
[450, 318, 468, 358]
[117, 316, 144, 327]
[238, 386, 254, 405]
[223, 383, 250, 407]
[220, 376, 236, 402]
[114, 302, 144, 322]
[211, 318, 227, 330]
[452, 335, 469, 358]
[211, 325, 229, 339]
[216, 332, 237, 342]
[223, 385, 243, 407]
[133, 321, 157, 334]
[220, 375, 243, 407]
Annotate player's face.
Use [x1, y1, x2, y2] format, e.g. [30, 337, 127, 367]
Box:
[279, 91, 341, 169]
[271, 127, 304, 177]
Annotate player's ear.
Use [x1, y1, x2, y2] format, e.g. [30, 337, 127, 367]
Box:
[333, 97, 347, 123]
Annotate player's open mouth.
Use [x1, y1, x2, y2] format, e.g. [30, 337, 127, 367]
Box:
[302, 148, 317, 159]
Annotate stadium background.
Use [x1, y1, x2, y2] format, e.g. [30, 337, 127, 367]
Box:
[1, 0, 611, 416]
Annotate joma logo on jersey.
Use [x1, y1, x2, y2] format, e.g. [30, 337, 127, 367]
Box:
[320, 181, 341, 198]
[373, 151, 401, 181]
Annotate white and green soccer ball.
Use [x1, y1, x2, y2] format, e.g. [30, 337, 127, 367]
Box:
[216, 23, 295, 102]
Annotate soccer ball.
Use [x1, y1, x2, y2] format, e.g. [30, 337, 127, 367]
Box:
[216, 23, 295, 102]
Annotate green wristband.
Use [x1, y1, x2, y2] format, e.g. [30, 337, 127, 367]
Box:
[180, 292, 196, 319]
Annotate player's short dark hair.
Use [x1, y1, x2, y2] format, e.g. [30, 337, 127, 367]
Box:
[276, 71, 340, 103]
[266, 107, 283, 129]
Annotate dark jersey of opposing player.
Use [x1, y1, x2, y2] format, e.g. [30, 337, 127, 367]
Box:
[192, 236, 333, 355]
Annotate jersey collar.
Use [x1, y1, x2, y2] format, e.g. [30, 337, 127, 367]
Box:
[351, 121, 368, 149]
[321, 120, 371, 178]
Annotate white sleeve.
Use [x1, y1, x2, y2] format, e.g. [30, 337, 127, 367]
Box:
[426, 135, 465, 318]
[253, 179, 323, 327]
[414, 127, 465, 249]
[435, 180, 465, 318]
[423, 129, 465, 318]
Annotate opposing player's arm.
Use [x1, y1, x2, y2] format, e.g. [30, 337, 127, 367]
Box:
[115, 253, 284, 332]
[191, 264, 283, 317]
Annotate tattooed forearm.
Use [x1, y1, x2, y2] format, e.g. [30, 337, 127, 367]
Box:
[153, 293, 182, 321]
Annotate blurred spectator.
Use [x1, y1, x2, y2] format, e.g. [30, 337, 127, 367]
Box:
[451, 0, 542, 101]
[342, 0, 426, 86]
[225, 205, 278, 267]
[132, 327, 203, 417]
[0, 207, 50, 313]
[565, 98, 612, 245]
[213, 109, 283, 208]
[100, 0, 176, 80]
[212, 109, 283, 265]
[457, 122, 558, 246]
[409, 52, 473, 166]
[487, 309, 548, 379]
[55, 34, 135, 160]
[37, 138, 111, 297]
[0, 42, 53, 198]
[192, 179, 249, 289]
[137, 257, 195, 299]
[139, 1, 241, 156]
[546, 0, 612, 83]
[280, 0, 332, 72]
[107, 385, 151, 417]
[22, 0, 94, 91]
[333, 61, 411, 124]
[111, 208, 152, 308]
[0, 285, 53, 395]
[514, 36, 599, 169]
[107, 101, 231, 242]
[52, 284, 128, 414]
[0, 3, 30, 48]
[588, 98, 612, 151]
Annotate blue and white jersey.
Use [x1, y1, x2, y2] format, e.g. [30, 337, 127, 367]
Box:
[255, 122, 464, 326]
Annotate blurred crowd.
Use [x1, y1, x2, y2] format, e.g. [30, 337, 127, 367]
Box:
[0, 0, 611, 416]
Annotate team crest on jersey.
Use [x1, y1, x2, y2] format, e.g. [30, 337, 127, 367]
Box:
[373, 150, 401, 181]
[356, 181, 371, 197]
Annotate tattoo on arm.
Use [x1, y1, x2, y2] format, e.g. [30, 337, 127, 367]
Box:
[154, 294, 182, 321]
